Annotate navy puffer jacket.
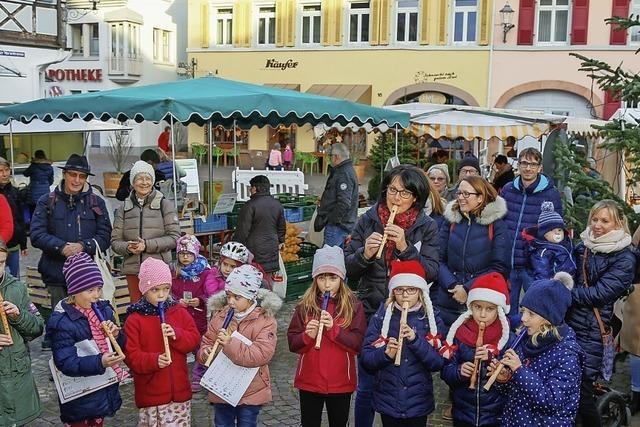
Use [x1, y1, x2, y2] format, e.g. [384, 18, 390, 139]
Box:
[437, 197, 510, 329]
[500, 174, 562, 269]
[345, 204, 440, 319]
[362, 302, 445, 419]
[23, 161, 53, 206]
[566, 242, 636, 380]
[46, 300, 124, 423]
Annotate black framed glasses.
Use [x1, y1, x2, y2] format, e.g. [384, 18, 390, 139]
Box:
[387, 186, 414, 199]
[392, 287, 419, 296]
[518, 160, 541, 170]
[456, 190, 480, 199]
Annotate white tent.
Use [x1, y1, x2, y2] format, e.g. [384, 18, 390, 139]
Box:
[0, 118, 132, 135]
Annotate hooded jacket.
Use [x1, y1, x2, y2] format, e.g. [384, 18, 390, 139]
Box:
[23, 161, 54, 206]
[287, 295, 367, 394]
[0, 182, 27, 250]
[171, 266, 217, 334]
[111, 189, 180, 275]
[124, 302, 200, 408]
[30, 182, 112, 286]
[344, 204, 440, 319]
[315, 158, 359, 233]
[0, 272, 43, 426]
[500, 174, 563, 270]
[46, 300, 123, 423]
[437, 198, 510, 328]
[234, 191, 286, 273]
[198, 289, 282, 406]
[522, 227, 576, 281]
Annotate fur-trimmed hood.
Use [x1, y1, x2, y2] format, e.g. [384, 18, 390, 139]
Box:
[207, 288, 283, 318]
[444, 196, 507, 225]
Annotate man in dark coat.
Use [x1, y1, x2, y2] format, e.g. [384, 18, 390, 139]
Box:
[492, 154, 515, 192]
[314, 143, 359, 248]
[115, 149, 165, 201]
[234, 175, 285, 273]
[0, 157, 27, 278]
[30, 154, 112, 348]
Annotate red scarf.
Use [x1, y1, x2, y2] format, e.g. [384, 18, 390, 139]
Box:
[377, 204, 419, 268]
[455, 318, 502, 351]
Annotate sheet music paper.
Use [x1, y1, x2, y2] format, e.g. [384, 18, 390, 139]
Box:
[50, 339, 118, 404]
[200, 331, 259, 407]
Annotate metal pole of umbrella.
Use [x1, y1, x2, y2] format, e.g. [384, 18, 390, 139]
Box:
[170, 117, 178, 207]
[394, 125, 399, 158]
[233, 119, 238, 191]
[208, 121, 213, 213]
[8, 119, 15, 176]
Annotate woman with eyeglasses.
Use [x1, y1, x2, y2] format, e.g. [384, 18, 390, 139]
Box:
[426, 164, 451, 198]
[345, 164, 440, 427]
[437, 176, 510, 330]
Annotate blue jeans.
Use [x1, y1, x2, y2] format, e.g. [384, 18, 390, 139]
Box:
[631, 354, 640, 392]
[354, 354, 376, 427]
[324, 224, 349, 248]
[212, 403, 261, 427]
[6, 250, 19, 279]
[508, 268, 533, 327]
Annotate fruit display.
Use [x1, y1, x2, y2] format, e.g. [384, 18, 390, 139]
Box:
[281, 222, 303, 262]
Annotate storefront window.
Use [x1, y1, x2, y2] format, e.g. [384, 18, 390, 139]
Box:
[267, 125, 297, 149]
[630, 0, 640, 44]
[214, 7, 233, 46]
[453, 0, 477, 43]
[257, 6, 276, 45]
[395, 0, 418, 43]
[349, 1, 370, 43]
[537, 0, 569, 44]
[204, 126, 249, 145]
[301, 4, 322, 44]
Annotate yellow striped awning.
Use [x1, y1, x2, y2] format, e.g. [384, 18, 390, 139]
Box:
[410, 122, 550, 141]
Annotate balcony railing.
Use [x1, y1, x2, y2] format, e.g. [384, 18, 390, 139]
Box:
[108, 56, 142, 81]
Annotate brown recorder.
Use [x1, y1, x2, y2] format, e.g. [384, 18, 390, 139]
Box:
[469, 321, 486, 390]
[0, 291, 12, 345]
[376, 205, 399, 259]
[394, 302, 410, 366]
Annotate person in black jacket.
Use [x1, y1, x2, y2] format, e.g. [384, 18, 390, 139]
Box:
[0, 157, 27, 278]
[314, 143, 359, 248]
[492, 154, 515, 193]
[234, 175, 286, 274]
[115, 149, 165, 201]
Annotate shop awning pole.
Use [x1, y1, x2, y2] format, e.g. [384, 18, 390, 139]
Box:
[208, 121, 213, 213]
[8, 119, 15, 176]
[233, 119, 238, 190]
[170, 117, 178, 207]
[394, 125, 399, 158]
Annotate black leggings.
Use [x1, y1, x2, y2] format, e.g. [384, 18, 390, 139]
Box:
[299, 390, 351, 427]
[578, 378, 602, 427]
[380, 414, 428, 427]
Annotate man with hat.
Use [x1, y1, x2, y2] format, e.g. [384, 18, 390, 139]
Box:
[30, 154, 112, 348]
[445, 154, 481, 202]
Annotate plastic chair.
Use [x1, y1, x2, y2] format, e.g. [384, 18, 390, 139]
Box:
[293, 152, 307, 170]
[227, 146, 241, 167]
[302, 154, 319, 175]
[212, 146, 224, 167]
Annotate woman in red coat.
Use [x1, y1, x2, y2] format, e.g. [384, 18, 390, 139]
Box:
[0, 194, 13, 245]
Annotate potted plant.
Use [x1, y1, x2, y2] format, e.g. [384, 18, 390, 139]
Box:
[191, 144, 208, 165]
[103, 127, 132, 197]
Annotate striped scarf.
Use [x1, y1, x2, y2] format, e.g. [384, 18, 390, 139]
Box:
[77, 306, 129, 381]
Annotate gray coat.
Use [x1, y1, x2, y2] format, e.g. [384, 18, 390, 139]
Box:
[110, 190, 180, 275]
[314, 159, 359, 233]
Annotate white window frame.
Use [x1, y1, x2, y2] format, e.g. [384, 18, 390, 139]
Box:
[109, 22, 140, 74]
[452, 0, 478, 44]
[629, 0, 640, 44]
[256, 4, 276, 46]
[535, 0, 571, 45]
[300, 2, 322, 45]
[153, 28, 172, 64]
[211, 6, 234, 46]
[70, 24, 83, 56]
[347, 1, 370, 44]
[394, 0, 419, 44]
[70, 23, 99, 58]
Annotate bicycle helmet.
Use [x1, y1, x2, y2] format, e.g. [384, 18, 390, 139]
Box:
[220, 242, 251, 264]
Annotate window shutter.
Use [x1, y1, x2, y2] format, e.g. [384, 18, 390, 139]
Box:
[286, 0, 296, 46]
[379, 0, 390, 45]
[420, 0, 431, 45]
[517, 0, 536, 45]
[370, 0, 380, 45]
[437, 0, 447, 45]
[201, 3, 209, 48]
[276, 0, 285, 47]
[603, 90, 621, 120]
[232, 0, 252, 47]
[321, 0, 332, 45]
[333, 0, 343, 46]
[478, 0, 490, 45]
[570, 0, 589, 45]
[610, 0, 629, 45]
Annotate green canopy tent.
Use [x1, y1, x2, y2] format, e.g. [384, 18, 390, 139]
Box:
[0, 76, 409, 206]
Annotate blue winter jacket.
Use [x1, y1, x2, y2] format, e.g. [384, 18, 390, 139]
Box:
[500, 174, 563, 270]
[362, 302, 445, 419]
[345, 204, 440, 319]
[523, 227, 576, 281]
[441, 331, 515, 426]
[500, 327, 584, 427]
[23, 161, 54, 206]
[437, 198, 510, 329]
[566, 243, 636, 380]
[30, 182, 112, 286]
[46, 300, 124, 423]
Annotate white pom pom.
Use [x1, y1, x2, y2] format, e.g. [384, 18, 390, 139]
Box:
[553, 271, 574, 290]
[541, 201, 555, 213]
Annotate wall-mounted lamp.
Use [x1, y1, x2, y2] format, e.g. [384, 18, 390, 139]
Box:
[499, 3, 515, 43]
[91, 0, 100, 11]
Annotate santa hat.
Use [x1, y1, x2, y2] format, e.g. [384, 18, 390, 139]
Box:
[378, 260, 440, 348]
[439, 272, 511, 359]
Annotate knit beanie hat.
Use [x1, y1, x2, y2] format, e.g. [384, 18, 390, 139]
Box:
[138, 257, 172, 295]
[225, 264, 264, 301]
[440, 272, 511, 359]
[176, 234, 201, 257]
[379, 260, 440, 348]
[521, 272, 574, 326]
[537, 201, 566, 238]
[312, 245, 346, 280]
[458, 155, 480, 174]
[427, 164, 450, 185]
[130, 160, 155, 185]
[63, 252, 104, 295]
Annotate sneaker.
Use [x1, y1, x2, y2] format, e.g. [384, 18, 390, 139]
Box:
[442, 405, 453, 421]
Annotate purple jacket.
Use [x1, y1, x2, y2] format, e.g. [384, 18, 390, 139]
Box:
[171, 268, 218, 334]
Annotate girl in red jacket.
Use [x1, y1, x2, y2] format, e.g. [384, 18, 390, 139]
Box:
[124, 257, 200, 426]
[287, 245, 367, 427]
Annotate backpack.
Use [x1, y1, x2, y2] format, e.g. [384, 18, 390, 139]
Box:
[46, 188, 103, 217]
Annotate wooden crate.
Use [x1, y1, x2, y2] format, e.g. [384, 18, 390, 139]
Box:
[26, 267, 51, 309]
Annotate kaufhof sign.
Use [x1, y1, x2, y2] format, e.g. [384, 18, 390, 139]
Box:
[47, 68, 103, 82]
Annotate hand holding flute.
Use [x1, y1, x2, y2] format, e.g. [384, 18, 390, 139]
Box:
[0, 292, 14, 345]
[91, 302, 125, 360]
[484, 329, 527, 390]
[315, 291, 331, 350]
[205, 308, 235, 367]
[377, 205, 399, 259]
[394, 302, 410, 366]
[158, 301, 172, 364]
[469, 321, 486, 390]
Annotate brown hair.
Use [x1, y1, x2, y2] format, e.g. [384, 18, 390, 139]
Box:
[299, 276, 356, 328]
[588, 199, 630, 234]
[453, 176, 498, 217]
[427, 179, 445, 216]
[518, 147, 543, 164]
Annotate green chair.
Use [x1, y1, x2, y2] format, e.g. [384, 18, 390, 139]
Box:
[227, 146, 241, 167]
[212, 146, 224, 167]
[302, 153, 319, 175]
[293, 152, 307, 170]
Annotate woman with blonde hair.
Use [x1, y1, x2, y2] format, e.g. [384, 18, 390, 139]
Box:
[437, 175, 510, 329]
[567, 199, 637, 427]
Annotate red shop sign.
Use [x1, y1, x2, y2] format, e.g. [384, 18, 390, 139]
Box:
[47, 69, 103, 82]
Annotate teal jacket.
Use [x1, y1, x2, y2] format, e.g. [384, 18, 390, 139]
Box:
[0, 272, 44, 426]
